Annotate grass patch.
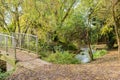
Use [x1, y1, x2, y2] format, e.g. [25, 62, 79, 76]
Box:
[93, 49, 107, 59]
[0, 69, 14, 80]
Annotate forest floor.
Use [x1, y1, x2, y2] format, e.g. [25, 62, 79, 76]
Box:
[8, 50, 120, 80]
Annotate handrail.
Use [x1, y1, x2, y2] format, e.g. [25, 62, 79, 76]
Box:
[11, 33, 38, 54]
[0, 33, 14, 38]
[11, 33, 38, 38]
[0, 33, 38, 62]
[0, 33, 17, 61]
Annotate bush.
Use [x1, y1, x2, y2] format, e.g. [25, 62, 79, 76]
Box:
[40, 51, 51, 58]
[44, 51, 79, 64]
[0, 69, 13, 80]
[93, 49, 107, 59]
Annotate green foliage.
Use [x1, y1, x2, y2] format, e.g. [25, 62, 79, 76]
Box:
[44, 51, 79, 64]
[93, 49, 107, 59]
[100, 25, 113, 36]
[0, 0, 119, 63]
[0, 69, 13, 80]
[40, 51, 51, 58]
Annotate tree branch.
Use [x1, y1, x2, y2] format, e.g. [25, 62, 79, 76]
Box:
[61, 0, 76, 24]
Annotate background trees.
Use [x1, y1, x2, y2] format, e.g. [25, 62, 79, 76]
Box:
[0, 0, 120, 59]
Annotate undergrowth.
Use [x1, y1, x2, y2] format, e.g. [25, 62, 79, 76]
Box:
[44, 51, 80, 64]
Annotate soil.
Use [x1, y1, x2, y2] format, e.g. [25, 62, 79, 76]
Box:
[7, 50, 120, 80]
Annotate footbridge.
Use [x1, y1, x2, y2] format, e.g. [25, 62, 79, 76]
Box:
[0, 33, 50, 71]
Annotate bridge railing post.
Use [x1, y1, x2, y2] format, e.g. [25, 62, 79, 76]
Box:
[12, 37, 17, 61]
[0, 35, 3, 48]
[19, 33, 22, 49]
[5, 36, 8, 55]
[9, 33, 38, 55]
[27, 34, 30, 52]
[36, 36, 38, 54]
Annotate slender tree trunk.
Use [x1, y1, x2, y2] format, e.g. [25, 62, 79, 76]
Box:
[14, 6, 21, 47]
[87, 28, 93, 60]
[61, 0, 76, 23]
[118, 40, 120, 55]
[15, 7, 20, 33]
[88, 33, 93, 60]
[87, 14, 93, 60]
[112, 2, 120, 56]
[13, 17, 17, 32]
[88, 41, 93, 60]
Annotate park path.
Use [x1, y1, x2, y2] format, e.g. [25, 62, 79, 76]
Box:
[8, 50, 120, 80]
[15, 49, 51, 69]
[0, 48, 51, 70]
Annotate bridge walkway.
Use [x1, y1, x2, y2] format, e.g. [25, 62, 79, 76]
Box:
[0, 33, 51, 71]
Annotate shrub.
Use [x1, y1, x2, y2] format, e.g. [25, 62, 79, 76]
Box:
[44, 51, 79, 64]
[40, 51, 51, 58]
[0, 69, 13, 80]
[93, 49, 107, 59]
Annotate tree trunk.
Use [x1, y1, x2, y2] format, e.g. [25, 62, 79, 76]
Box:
[87, 28, 93, 60]
[15, 7, 20, 33]
[112, 1, 120, 56]
[88, 40, 93, 60]
[118, 39, 120, 56]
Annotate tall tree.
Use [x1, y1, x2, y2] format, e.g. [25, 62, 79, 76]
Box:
[112, 0, 120, 55]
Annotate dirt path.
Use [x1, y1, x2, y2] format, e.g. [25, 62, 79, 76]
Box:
[16, 49, 51, 69]
[8, 50, 120, 80]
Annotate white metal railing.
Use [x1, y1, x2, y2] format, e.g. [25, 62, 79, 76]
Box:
[0, 33, 38, 62]
[0, 33, 16, 60]
[11, 33, 38, 54]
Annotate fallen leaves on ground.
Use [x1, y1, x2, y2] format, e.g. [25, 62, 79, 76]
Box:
[7, 50, 120, 80]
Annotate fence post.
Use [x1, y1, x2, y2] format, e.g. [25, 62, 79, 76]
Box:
[36, 36, 38, 54]
[19, 33, 22, 49]
[27, 34, 30, 52]
[12, 37, 17, 61]
[5, 36, 8, 55]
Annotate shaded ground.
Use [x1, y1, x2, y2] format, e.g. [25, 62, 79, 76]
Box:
[7, 50, 120, 80]
[0, 49, 51, 69]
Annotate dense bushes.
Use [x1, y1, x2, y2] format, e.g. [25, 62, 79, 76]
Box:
[93, 49, 107, 59]
[44, 51, 80, 64]
[42, 49, 108, 64]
